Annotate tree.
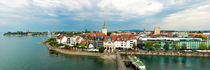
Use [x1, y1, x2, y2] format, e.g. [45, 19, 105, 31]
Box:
[74, 43, 80, 47]
[181, 43, 187, 50]
[133, 42, 137, 50]
[145, 41, 153, 50]
[49, 41, 58, 46]
[47, 38, 56, 42]
[107, 32, 112, 36]
[172, 42, 177, 50]
[163, 42, 169, 51]
[154, 42, 160, 50]
[80, 44, 86, 51]
[193, 35, 207, 40]
[99, 46, 105, 53]
[198, 43, 208, 50]
[208, 44, 210, 50]
[64, 45, 71, 49]
[85, 29, 89, 33]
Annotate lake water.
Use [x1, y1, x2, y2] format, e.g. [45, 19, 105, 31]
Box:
[0, 35, 117, 70]
[1, 35, 210, 70]
[137, 55, 210, 70]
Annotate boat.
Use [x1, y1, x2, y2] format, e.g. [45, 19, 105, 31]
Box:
[128, 56, 146, 70]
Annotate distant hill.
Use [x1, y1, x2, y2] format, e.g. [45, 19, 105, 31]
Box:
[120, 30, 144, 32]
[119, 30, 210, 32]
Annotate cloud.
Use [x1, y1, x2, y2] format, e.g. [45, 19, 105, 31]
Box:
[0, 0, 28, 8]
[32, 0, 92, 11]
[97, 0, 163, 18]
[160, 4, 210, 30]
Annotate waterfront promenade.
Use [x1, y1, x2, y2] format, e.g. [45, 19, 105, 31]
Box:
[119, 50, 210, 57]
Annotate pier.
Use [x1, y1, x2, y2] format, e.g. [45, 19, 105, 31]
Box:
[116, 53, 127, 70]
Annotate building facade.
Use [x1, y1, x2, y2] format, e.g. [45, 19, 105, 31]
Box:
[139, 38, 210, 49]
[154, 27, 160, 35]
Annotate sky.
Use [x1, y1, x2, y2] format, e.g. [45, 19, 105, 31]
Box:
[0, 0, 210, 32]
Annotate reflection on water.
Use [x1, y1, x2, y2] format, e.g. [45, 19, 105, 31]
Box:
[138, 55, 210, 70]
[48, 50, 58, 56]
[0, 36, 117, 70]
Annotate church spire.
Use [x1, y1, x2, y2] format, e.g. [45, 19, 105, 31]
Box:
[103, 21, 106, 29]
[102, 21, 107, 35]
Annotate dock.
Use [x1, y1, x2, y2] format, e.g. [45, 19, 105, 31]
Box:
[116, 53, 127, 70]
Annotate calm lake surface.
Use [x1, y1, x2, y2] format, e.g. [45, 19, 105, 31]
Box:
[1, 35, 210, 70]
[0, 35, 117, 70]
[137, 55, 210, 70]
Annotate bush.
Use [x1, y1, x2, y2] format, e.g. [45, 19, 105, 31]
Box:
[99, 46, 105, 53]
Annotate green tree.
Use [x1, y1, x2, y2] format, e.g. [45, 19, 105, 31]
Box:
[193, 35, 207, 40]
[154, 42, 160, 50]
[64, 45, 71, 49]
[99, 46, 105, 53]
[74, 43, 80, 47]
[172, 42, 177, 50]
[198, 43, 208, 50]
[80, 44, 86, 51]
[133, 42, 137, 50]
[181, 43, 187, 50]
[208, 44, 210, 50]
[16, 31, 23, 34]
[163, 42, 169, 51]
[47, 38, 56, 42]
[85, 29, 89, 33]
[107, 32, 112, 36]
[55, 43, 64, 47]
[145, 41, 153, 50]
[49, 41, 58, 46]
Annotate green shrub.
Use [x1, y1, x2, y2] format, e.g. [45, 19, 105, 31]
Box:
[99, 46, 105, 53]
[64, 45, 71, 49]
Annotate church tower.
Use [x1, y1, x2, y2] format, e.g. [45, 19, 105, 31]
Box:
[102, 22, 107, 35]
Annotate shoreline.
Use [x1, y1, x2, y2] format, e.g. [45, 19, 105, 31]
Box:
[119, 51, 210, 57]
[46, 46, 116, 60]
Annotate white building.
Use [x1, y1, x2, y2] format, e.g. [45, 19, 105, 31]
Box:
[104, 36, 115, 52]
[139, 37, 202, 41]
[112, 35, 137, 49]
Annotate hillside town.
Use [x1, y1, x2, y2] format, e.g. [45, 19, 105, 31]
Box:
[50, 23, 210, 53]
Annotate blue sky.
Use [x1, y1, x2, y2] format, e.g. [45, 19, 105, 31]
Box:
[0, 0, 210, 32]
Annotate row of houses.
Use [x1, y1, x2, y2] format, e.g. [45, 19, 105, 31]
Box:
[55, 32, 137, 52]
[54, 24, 210, 51]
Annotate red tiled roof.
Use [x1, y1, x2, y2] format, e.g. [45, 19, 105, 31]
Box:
[111, 34, 136, 41]
[104, 35, 109, 41]
[86, 33, 105, 37]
